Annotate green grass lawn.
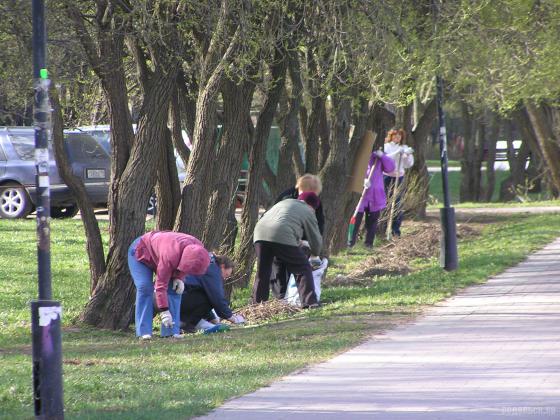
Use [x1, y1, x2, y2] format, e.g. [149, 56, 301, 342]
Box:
[447, 199, 560, 209]
[2, 214, 560, 418]
[428, 170, 512, 204]
[426, 159, 461, 167]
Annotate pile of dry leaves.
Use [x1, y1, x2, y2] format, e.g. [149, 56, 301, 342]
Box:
[236, 300, 302, 324]
[324, 221, 481, 288]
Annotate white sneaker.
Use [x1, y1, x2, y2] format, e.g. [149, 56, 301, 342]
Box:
[172, 333, 185, 339]
[140, 334, 152, 340]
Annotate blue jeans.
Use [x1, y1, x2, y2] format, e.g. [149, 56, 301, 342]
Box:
[128, 237, 181, 337]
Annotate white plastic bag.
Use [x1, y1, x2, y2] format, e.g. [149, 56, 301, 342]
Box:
[285, 258, 328, 306]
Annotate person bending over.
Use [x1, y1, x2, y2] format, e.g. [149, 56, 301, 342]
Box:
[271, 174, 324, 298]
[128, 231, 210, 340]
[180, 255, 244, 334]
[252, 192, 322, 308]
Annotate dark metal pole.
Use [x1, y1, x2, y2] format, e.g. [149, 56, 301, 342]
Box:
[31, 0, 65, 418]
[436, 76, 458, 271]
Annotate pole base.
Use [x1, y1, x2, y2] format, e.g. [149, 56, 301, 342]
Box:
[440, 207, 458, 271]
[31, 300, 64, 419]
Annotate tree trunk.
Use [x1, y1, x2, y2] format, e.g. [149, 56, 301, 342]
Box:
[304, 96, 326, 173]
[460, 103, 482, 202]
[155, 128, 181, 230]
[230, 54, 287, 297]
[202, 78, 255, 250]
[175, 25, 241, 238]
[484, 114, 500, 202]
[81, 67, 177, 328]
[368, 103, 395, 147]
[514, 107, 545, 194]
[169, 82, 191, 168]
[474, 119, 486, 201]
[406, 98, 437, 217]
[271, 53, 305, 197]
[222, 198, 239, 255]
[525, 102, 560, 195]
[319, 95, 369, 255]
[50, 88, 106, 294]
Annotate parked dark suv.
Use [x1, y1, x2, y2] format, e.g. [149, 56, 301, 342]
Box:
[0, 127, 110, 219]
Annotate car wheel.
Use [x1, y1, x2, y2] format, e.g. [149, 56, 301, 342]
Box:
[51, 205, 79, 219]
[0, 183, 32, 219]
[146, 194, 157, 215]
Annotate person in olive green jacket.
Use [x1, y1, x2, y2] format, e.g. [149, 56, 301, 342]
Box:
[252, 192, 322, 307]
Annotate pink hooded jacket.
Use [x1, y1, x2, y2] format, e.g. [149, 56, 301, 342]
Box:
[134, 231, 210, 309]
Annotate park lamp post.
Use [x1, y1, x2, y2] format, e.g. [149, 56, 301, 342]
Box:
[31, 0, 65, 418]
[436, 76, 458, 271]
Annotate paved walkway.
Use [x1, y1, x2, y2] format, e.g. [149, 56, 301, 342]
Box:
[198, 238, 560, 419]
[427, 206, 560, 216]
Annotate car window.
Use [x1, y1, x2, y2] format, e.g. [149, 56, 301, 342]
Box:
[86, 130, 111, 154]
[64, 133, 109, 161]
[8, 135, 36, 160]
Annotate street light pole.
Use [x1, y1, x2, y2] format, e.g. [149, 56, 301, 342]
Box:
[436, 76, 458, 271]
[31, 0, 65, 418]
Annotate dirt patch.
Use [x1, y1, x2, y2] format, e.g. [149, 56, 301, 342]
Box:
[324, 221, 482, 288]
[64, 358, 109, 366]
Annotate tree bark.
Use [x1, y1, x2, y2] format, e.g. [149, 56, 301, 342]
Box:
[406, 98, 437, 217]
[169, 82, 191, 168]
[202, 78, 255, 250]
[155, 128, 181, 230]
[319, 95, 369, 255]
[70, 0, 181, 328]
[81, 63, 179, 329]
[175, 15, 241, 237]
[368, 103, 396, 146]
[231, 53, 287, 296]
[272, 53, 305, 197]
[484, 113, 500, 202]
[50, 88, 106, 294]
[525, 102, 560, 195]
[459, 102, 484, 202]
[513, 107, 545, 195]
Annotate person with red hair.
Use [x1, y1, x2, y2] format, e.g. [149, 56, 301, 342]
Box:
[128, 231, 210, 340]
[383, 129, 414, 237]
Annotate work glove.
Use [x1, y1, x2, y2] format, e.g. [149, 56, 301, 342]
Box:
[363, 179, 371, 189]
[375, 149, 384, 158]
[229, 314, 245, 324]
[160, 310, 174, 328]
[310, 256, 322, 270]
[300, 240, 310, 249]
[172, 279, 185, 295]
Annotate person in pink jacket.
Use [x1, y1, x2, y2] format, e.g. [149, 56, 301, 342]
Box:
[128, 231, 210, 339]
[348, 149, 395, 248]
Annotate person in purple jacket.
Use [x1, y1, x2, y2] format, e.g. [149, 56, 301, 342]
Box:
[348, 149, 396, 248]
[128, 231, 210, 340]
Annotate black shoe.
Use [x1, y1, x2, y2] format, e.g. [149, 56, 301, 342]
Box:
[303, 303, 321, 309]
